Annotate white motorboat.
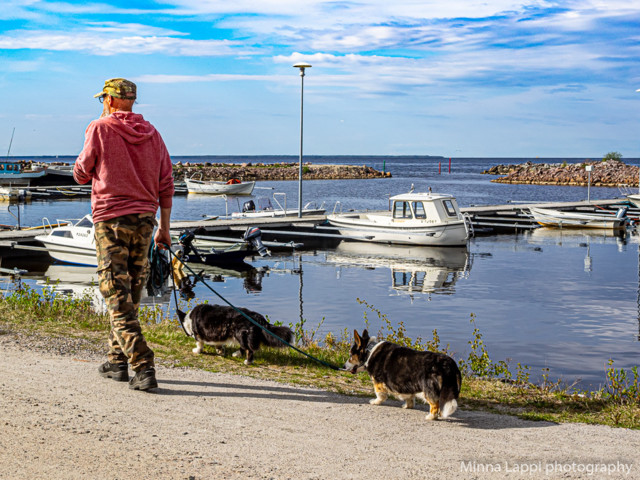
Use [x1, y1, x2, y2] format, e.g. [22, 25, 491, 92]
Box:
[185, 173, 255, 195]
[326, 191, 470, 246]
[231, 193, 325, 219]
[627, 194, 640, 208]
[35, 214, 97, 266]
[528, 206, 628, 229]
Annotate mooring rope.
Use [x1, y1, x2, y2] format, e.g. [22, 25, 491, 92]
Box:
[161, 244, 344, 371]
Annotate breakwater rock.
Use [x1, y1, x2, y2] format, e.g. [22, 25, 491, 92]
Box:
[483, 159, 638, 187]
[173, 162, 391, 182]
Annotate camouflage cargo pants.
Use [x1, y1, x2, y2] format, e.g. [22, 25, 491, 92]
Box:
[95, 213, 156, 372]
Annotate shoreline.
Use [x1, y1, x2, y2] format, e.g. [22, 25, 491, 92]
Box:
[484, 159, 638, 187]
[1, 326, 639, 479]
[173, 161, 392, 181]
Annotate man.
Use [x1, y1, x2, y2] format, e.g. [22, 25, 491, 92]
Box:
[74, 78, 174, 391]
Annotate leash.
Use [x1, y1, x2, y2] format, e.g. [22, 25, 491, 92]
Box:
[161, 243, 344, 371]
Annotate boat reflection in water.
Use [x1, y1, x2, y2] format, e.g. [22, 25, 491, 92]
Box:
[37, 264, 172, 313]
[326, 241, 471, 298]
[527, 226, 629, 247]
[185, 261, 269, 294]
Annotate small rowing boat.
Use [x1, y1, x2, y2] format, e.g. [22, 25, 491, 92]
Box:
[528, 206, 628, 229]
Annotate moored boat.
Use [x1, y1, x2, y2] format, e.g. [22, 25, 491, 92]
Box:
[231, 193, 325, 218]
[326, 191, 470, 246]
[528, 206, 628, 229]
[35, 215, 97, 266]
[185, 173, 255, 195]
[0, 161, 46, 186]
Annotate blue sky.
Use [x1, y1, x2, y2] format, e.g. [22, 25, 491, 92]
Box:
[1, 0, 639, 157]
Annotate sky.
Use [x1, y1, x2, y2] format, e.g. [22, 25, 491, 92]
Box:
[1, 0, 639, 158]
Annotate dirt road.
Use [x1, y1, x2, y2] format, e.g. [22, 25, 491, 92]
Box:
[1, 333, 638, 479]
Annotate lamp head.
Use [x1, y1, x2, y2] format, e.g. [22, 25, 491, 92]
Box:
[293, 63, 312, 76]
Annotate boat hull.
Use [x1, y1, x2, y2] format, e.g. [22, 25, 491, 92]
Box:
[231, 207, 325, 219]
[529, 207, 626, 229]
[327, 214, 468, 246]
[35, 236, 98, 266]
[186, 179, 255, 195]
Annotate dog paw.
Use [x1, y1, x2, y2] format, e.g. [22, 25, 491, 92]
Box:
[244, 359, 253, 366]
[370, 399, 383, 405]
[426, 413, 438, 421]
[232, 350, 242, 358]
[403, 402, 415, 410]
[192, 347, 201, 354]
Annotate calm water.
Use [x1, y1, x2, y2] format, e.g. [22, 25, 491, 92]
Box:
[3, 156, 639, 388]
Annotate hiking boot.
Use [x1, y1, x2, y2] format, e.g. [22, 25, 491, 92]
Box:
[129, 367, 158, 391]
[98, 361, 129, 382]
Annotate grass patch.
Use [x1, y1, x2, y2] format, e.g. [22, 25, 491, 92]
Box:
[1, 284, 638, 429]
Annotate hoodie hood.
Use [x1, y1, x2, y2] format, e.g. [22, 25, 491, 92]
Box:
[100, 111, 157, 145]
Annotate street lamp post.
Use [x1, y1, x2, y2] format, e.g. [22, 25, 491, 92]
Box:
[294, 62, 311, 218]
[637, 89, 640, 193]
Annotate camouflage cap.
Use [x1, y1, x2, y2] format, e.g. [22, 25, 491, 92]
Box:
[93, 78, 137, 100]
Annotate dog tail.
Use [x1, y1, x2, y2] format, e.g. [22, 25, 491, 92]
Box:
[441, 399, 458, 419]
[439, 367, 462, 419]
[262, 325, 294, 348]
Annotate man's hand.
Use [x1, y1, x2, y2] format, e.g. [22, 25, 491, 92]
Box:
[154, 227, 172, 250]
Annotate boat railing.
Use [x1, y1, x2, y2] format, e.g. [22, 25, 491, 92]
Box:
[462, 213, 475, 238]
[332, 201, 343, 215]
[273, 192, 287, 212]
[188, 172, 204, 182]
[619, 184, 638, 196]
[40, 217, 74, 234]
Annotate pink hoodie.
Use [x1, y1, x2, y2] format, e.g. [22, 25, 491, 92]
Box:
[74, 112, 174, 223]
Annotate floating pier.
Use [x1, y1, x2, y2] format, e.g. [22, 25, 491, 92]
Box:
[0, 198, 635, 266]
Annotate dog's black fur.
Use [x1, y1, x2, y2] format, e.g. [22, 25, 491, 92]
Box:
[344, 329, 461, 420]
[182, 304, 294, 365]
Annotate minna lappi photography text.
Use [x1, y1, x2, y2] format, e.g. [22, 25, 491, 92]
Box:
[460, 460, 634, 476]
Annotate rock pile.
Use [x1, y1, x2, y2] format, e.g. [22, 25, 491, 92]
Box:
[483, 159, 638, 187]
[173, 162, 391, 182]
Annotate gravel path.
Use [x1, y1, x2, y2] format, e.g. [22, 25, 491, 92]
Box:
[1, 331, 639, 480]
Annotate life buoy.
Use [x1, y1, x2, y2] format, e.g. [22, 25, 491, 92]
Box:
[226, 178, 241, 184]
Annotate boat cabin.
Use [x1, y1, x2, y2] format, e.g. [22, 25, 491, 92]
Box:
[390, 193, 463, 223]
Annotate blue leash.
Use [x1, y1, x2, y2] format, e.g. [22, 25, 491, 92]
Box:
[162, 244, 344, 371]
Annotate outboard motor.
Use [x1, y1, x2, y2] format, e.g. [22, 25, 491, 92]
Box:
[242, 200, 256, 213]
[616, 207, 629, 223]
[616, 207, 628, 220]
[243, 226, 270, 257]
[178, 229, 197, 257]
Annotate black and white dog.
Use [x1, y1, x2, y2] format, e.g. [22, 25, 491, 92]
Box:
[344, 329, 461, 420]
[180, 304, 294, 365]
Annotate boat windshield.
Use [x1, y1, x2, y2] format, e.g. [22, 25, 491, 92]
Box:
[392, 201, 413, 219]
[76, 216, 94, 228]
[412, 202, 426, 219]
[442, 200, 458, 217]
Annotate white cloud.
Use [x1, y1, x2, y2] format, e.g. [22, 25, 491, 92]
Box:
[0, 30, 254, 56]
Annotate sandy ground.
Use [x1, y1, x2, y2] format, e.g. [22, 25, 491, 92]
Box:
[1, 333, 639, 480]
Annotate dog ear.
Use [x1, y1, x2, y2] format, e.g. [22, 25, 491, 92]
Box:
[361, 329, 370, 343]
[354, 329, 361, 346]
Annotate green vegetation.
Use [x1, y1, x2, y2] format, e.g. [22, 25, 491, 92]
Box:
[603, 151, 623, 161]
[1, 284, 639, 429]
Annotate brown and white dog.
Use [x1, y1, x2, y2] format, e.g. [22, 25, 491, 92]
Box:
[344, 329, 461, 420]
[181, 304, 294, 365]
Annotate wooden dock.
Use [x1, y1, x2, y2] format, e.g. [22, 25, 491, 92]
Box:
[461, 198, 632, 232]
[0, 198, 635, 263]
